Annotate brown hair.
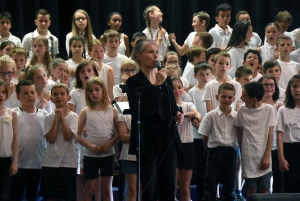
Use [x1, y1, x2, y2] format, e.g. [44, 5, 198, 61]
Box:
[276, 10, 293, 25]
[186, 46, 206, 62]
[102, 29, 120, 43]
[218, 83, 235, 95]
[193, 11, 210, 28]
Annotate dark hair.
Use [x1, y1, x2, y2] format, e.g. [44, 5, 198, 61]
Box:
[194, 61, 212, 75]
[235, 66, 253, 78]
[226, 20, 251, 51]
[206, 48, 221, 61]
[276, 35, 292, 47]
[36, 9, 50, 19]
[132, 32, 147, 42]
[215, 3, 232, 17]
[75, 60, 99, 89]
[218, 83, 235, 95]
[265, 22, 280, 32]
[284, 74, 300, 108]
[107, 12, 123, 32]
[243, 49, 262, 64]
[16, 80, 34, 95]
[243, 82, 264, 101]
[0, 41, 15, 50]
[0, 11, 12, 23]
[68, 36, 86, 59]
[258, 75, 279, 101]
[0, 79, 8, 97]
[263, 59, 281, 74]
[236, 11, 249, 21]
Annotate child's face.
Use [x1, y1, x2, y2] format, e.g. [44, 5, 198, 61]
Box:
[74, 12, 87, 32]
[276, 39, 293, 56]
[207, 54, 216, 69]
[87, 83, 103, 103]
[215, 56, 231, 75]
[108, 14, 122, 31]
[291, 79, 300, 101]
[1, 44, 15, 56]
[35, 14, 51, 31]
[0, 17, 11, 33]
[216, 89, 235, 107]
[0, 85, 7, 102]
[166, 68, 180, 77]
[215, 10, 231, 28]
[51, 63, 68, 81]
[50, 87, 70, 108]
[165, 55, 179, 67]
[33, 40, 47, 57]
[276, 21, 289, 34]
[192, 16, 204, 32]
[89, 44, 105, 61]
[105, 36, 120, 51]
[261, 78, 276, 98]
[245, 26, 253, 43]
[11, 54, 26, 71]
[194, 69, 212, 84]
[241, 88, 254, 108]
[265, 66, 281, 83]
[79, 65, 96, 86]
[265, 25, 280, 44]
[243, 53, 261, 72]
[192, 36, 201, 46]
[194, 52, 206, 63]
[121, 64, 137, 77]
[70, 40, 84, 56]
[150, 7, 163, 23]
[17, 85, 37, 106]
[238, 14, 251, 23]
[236, 74, 252, 86]
[33, 68, 48, 90]
[172, 80, 184, 99]
[0, 63, 14, 83]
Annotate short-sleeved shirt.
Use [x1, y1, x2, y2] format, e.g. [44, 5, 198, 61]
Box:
[260, 43, 276, 65]
[178, 102, 197, 143]
[250, 73, 263, 82]
[228, 46, 250, 78]
[69, 89, 86, 115]
[276, 106, 300, 143]
[235, 104, 275, 178]
[182, 62, 197, 86]
[202, 79, 242, 110]
[103, 53, 128, 85]
[42, 111, 78, 168]
[209, 24, 232, 49]
[22, 29, 59, 60]
[0, 32, 21, 47]
[199, 106, 238, 148]
[290, 48, 300, 64]
[66, 58, 81, 90]
[277, 59, 300, 89]
[248, 32, 262, 49]
[0, 108, 14, 157]
[184, 32, 197, 47]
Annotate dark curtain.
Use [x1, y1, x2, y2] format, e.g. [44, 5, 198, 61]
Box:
[1, 0, 300, 61]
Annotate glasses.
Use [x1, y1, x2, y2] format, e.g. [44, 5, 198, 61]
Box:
[167, 61, 179, 64]
[262, 83, 275, 88]
[75, 17, 87, 21]
[0, 72, 14, 77]
[122, 69, 136, 73]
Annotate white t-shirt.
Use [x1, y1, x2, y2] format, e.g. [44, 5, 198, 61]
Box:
[22, 29, 59, 60]
[178, 102, 197, 143]
[14, 107, 48, 169]
[42, 111, 78, 168]
[209, 24, 232, 49]
[199, 106, 238, 148]
[35, 98, 55, 114]
[236, 104, 275, 178]
[180, 77, 189, 89]
[228, 46, 249, 78]
[290, 48, 300, 64]
[143, 27, 170, 61]
[118, 114, 136, 161]
[47, 79, 59, 91]
[66, 58, 81, 90]
[4, 91, 18, 109]
[248, 32, 262, 49]
[84, 107, 115, 158]
[188, 87, 207, 139]
[69, 88, 86, 115]
[65, 32, 96, 58]
[279, 86, 286, 103]
[277, 59, 300, 89]
[103, 53, 128, 85]
[98, 63, 110, 87]
[276, 106, 300, 143]
[0, 32, 21, 47]
[182, 91, 192, 102]
[113, 83, 125, 99]
[202, 79, 242, 111]
[0, 108, 14, 157]
[260, 42, 276, 65]
[182, 62, 197, 86]
[270, 100, 282, 150]
[184, 32, 197, 47]
[251, 73, 263, 82]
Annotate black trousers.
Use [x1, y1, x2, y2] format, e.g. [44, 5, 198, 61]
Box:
[0, 157, 11, 201]
[271, 149, 283, 193]
[140, 139, 178, 201]
[203, 146, 237, 201]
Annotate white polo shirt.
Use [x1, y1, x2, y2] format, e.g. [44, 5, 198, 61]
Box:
[277, 59, 300, 89]
[209, 24, 232, 49]
[0, 32, 21, 47]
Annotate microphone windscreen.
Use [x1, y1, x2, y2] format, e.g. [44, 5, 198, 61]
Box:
[155, 61, 162, 71]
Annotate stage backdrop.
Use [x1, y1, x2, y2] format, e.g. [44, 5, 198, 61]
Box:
[1, 0, 300, 61]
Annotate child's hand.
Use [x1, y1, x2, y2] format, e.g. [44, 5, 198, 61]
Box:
[273, 51, 280, 59]
[69, 68, 76, 77]
[121, 74, 129, 85]
[279, 158, 289, 171]
[90, 144, 101, 154]
[169, 33, 176, 42]
[38, 99, 48, 109]
[99, 141, 113, 154]
[54, 108, 62, 120]
[184, 112, 195, 122]
[158, 27, 166, 38]
[174, 112, 184, 125]
[10, 162, 18, 176]
[260, 155, 270, 170]
[62, 74, 70, 85]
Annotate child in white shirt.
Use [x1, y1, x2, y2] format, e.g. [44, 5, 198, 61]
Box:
[243, 49, 263, 82]
[0, 11, 21, 47]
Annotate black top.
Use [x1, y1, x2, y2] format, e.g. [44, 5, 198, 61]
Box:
[126, 71, 182, 155]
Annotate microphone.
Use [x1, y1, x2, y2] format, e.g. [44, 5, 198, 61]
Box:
[155, 61, 163, 71]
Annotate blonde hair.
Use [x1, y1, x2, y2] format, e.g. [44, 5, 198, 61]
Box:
[71, 9, 94, 50]
[0, 54, 16, 71]
[165, 64, 182, 76]
[88, 39, 105, 52]
[120, 59, 139, 73]
[143, 5, 161, 39]
[9, 47, 27, 59]
[29, 36, 51, 76]
[85, 77, 110, 111]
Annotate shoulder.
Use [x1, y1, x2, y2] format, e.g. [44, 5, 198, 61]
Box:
[68, 111, 79, 118]
[123, 34, 128, 40]
[117, 53, 128, 60]
[66, 32, 72, 38]
[22, 32, 33, 39]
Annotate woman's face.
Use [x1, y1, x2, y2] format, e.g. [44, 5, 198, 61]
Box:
[137, 42, 159, 69]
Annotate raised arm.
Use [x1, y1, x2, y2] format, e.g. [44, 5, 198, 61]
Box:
[169, 33, 189, 56]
